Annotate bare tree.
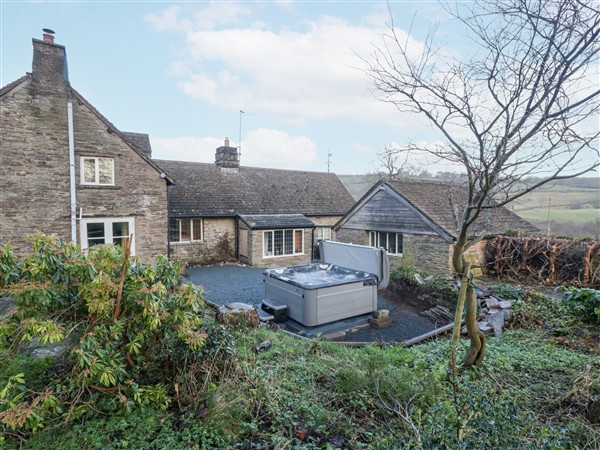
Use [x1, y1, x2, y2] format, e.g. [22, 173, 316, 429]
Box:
[368, 143, 423, 181]
[364, 0, 600, 367]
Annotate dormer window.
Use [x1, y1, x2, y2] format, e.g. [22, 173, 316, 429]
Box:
[81, 157, 114, 185]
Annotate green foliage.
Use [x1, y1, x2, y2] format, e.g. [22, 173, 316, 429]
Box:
[390, 265, 458, 298]
[0, 234, 209, 436]
[335, 346, 441, 412]
[486, 283, 523, 301]
[510, 289, 567, 328]
[390, 266, 420, 285]
[417, 375, 569, 449]
[562, 287, 600, 325]
[18, 407, 233, 450]
[0, 244, 22, 289]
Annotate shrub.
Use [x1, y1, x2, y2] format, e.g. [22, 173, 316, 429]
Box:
[0, 234, 210, 435]
[0, 244, 22, 290]
[486, 283, 522, 301]
[561, 287, 600, 325]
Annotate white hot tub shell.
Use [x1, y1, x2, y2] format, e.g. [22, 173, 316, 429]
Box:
[263, 241, 389, 327]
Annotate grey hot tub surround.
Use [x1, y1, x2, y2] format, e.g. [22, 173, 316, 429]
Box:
[263, 241, 389, 327]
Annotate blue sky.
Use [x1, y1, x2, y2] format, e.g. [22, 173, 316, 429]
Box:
[2, 1, 460, 174]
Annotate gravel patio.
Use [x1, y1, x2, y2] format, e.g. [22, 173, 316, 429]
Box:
[186, 265, 437, 343]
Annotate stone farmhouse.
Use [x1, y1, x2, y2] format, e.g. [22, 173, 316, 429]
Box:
[335, 180, 538, 274]
[156, 144, 356, 267]
[1, 33, 355, 267]
[1, 33, 171, 263]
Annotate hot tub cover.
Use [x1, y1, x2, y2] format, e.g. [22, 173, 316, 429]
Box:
[318, 240, 389, 289]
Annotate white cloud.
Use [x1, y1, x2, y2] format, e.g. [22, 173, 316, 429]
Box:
[243, 128, 318, 168]
[150, 128, 318, 170]
[146, 5, 425, 129]
[145, 3, 251, 32]
[150, 136, 222, 163]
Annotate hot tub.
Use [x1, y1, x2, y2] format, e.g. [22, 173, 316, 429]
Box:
[263, 241, 389, 327]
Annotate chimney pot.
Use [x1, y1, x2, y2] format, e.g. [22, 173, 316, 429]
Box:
[224, 137, 230, 147]
[42, 28, 55, 44]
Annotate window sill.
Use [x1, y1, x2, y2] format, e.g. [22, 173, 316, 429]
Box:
[263, 253, 304, 259]
[78, 184, 121, 190]
[171, 240, 204, 245]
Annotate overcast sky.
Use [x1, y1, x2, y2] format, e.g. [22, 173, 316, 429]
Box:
[4, 1, 592, 177]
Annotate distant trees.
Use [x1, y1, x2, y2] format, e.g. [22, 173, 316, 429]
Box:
[368, 143, 432, 181]
[365, 0, 600, 367]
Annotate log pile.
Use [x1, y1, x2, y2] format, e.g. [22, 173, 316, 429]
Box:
[485, 235, 600, 288]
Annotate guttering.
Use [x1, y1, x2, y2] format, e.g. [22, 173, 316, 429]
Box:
[67, 100, 77, 244]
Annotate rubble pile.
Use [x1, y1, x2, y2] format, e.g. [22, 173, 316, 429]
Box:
[472, 290, 514, 337]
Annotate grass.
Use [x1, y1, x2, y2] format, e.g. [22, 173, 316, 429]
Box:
[2, 272, 599, 449]
[517, 207, 600, 224]
[3, 323, 599, 449]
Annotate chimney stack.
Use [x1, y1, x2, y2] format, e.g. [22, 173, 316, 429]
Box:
[215, 137, 240, 172]
[42, 28, 55, 44]
[32, 29, 69, 87]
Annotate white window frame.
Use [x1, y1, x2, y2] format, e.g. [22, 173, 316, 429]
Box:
[369, 231, 403, 256]
[80, 217, 135, 255]
[315, 227, 332, 241]
[263, 229, 304, 258]
[170, 218, 203, 244]
[80, 156, 115, 186]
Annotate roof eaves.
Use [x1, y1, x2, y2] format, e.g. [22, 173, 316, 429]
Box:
[0, 74, 30, 97]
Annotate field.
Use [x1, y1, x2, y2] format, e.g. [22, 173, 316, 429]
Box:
[339, 175, 599, 239]
[510, 181, 599, 238]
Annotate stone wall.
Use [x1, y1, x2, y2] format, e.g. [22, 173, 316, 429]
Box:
[1, 38, 168, 264]
[244, 227, 313, 268]
[460, 239, 488, 277]
[309, 216, 341, 239]
[336, 227, 452, 275]
[1, 41, 72, 255]
[403, 234, 452, 275]
[73, 98, 168, 264]
[169, 218, 236, 266]
[335, 228, 368, 246]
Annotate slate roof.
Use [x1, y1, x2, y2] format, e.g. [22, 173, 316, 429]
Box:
[154, 159, 356, 218]
[384, 180, 538, 237]
[121, 132, 152, 157]
[239, 214, 316, 230]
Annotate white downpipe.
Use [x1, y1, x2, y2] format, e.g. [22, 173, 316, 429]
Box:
[67, 101, 77, 244]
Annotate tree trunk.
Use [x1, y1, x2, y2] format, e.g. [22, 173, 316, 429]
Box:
[450, 261, 471, 376]
[452, 228, 486, 368]
[462, 282, 485, 367]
